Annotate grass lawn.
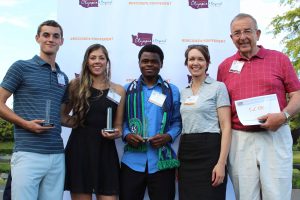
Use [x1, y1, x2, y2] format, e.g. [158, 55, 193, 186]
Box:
[293, 151, 300, 188]
[0, 162, 10, 173]
[294, 151, 300, 164]
[293, 168, 300, 189]
[0, 141, 13, 150]
[0, 141, 13, 174]
[0, 178, 5, 185]
[0, 141, 13, 154]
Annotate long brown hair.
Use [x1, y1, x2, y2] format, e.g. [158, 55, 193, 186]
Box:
[69, 44, 111, 126]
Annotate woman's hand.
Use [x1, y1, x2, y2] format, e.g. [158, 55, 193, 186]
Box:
[211, 162, 225, 187]
[101, 128, 122, 139]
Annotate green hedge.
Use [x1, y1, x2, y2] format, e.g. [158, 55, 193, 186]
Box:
[294, 151, 300, 164]
[0, 141, 13, 154]
[0, 118, 14, 142]
[0, 162, 10, 173]
[293, 169, 300, 189]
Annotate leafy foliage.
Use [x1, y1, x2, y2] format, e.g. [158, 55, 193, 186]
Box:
[0, 118, 14, 142]
[269, 0, 300, 71]
[293, 169, 300, 189]
[290, 114, 300, 131]
[296, 138, 300, 151]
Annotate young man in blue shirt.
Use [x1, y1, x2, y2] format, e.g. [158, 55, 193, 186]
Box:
[0, 20, 68, 200]
[120, 44, 182, 200]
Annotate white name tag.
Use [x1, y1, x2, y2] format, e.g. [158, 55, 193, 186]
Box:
[57, 73, 65, 86]
[184, 95, 198, 105]
[229, 60, 244, 73]
[148, 90, 166, 107]
[107, 89, 121, 104]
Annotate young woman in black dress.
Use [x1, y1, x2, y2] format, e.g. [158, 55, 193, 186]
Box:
[61, 44, 125, 200]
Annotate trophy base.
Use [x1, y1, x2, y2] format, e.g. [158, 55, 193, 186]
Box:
[142, 137, 149, 143]
[102, 128, 115, 133]
[40, 122, 54, 127]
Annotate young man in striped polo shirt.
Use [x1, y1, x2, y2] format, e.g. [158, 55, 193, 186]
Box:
[0, 20, 68, 200]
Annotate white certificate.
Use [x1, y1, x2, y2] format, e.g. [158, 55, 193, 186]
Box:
[235, 94, 281, 125]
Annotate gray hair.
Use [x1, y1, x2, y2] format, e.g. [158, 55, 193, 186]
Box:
[230, 13, 258, 30]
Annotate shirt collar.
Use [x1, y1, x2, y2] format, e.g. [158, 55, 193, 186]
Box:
[204, 75, 214, 84]
[140, 75, 163, 87]
[33, 55, 61, 72]
[234, 45, 266, 61]
[188, 75, 213, 88]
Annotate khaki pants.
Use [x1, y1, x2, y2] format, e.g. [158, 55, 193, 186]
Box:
[228, 125, 293, 200]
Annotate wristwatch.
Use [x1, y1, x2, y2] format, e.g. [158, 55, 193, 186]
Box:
[283, 111, 291, 122]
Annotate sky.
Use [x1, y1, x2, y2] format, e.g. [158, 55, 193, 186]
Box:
[0, 0, 292, 106]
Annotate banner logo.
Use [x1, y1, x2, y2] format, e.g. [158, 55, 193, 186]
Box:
[100, 0, 112, 5]
[189, 0, 208, 9]
[79, 0, 112, 8]
[80, 0, 98, 8]
[188, 0, 223, 9]
[132, 33, 167, 47]
[132, 33, 153, 46]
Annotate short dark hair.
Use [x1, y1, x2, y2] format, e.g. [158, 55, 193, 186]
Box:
[138, 44, 164, 62]
[37, 20, 63, 38]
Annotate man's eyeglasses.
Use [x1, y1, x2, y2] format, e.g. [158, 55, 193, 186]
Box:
[231, 29, 257, 38]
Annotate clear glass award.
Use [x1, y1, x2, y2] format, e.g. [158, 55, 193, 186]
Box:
[41, 100, 54, 127]
[142, 118, 148, 142]
[102, 107, 115, 133]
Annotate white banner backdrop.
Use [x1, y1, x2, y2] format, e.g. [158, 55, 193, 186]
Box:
[57, 1, 239, 199]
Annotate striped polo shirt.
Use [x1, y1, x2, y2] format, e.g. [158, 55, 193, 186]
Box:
[1, 55, 69, 154]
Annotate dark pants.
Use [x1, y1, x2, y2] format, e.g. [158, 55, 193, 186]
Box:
[3, 171, 11, 200]
[120, 163, 175, 200]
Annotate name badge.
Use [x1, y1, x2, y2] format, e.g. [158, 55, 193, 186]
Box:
[149, 90, 166, 107]
[184, 95, 198, 105]
[229, 60, 244, 73]
[107, 89, 121, 104]
[57, 73, 65, 86]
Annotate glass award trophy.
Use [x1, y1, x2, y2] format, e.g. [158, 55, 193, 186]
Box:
[41, 100, 54, 127]
[102, 107, 115, 133]
[142, 118, 148, 142]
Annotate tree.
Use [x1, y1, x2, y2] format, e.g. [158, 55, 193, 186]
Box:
[269, 0, 300, 71]
[0, 118, 13, 142]
[269, 0, 300, 132]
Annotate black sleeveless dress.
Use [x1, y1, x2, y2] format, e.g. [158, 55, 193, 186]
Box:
[65, 88, 120, 195]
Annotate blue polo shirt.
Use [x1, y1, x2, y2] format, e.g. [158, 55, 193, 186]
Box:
[1, 55, 69, 154]
[122, 78, 182, 174]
